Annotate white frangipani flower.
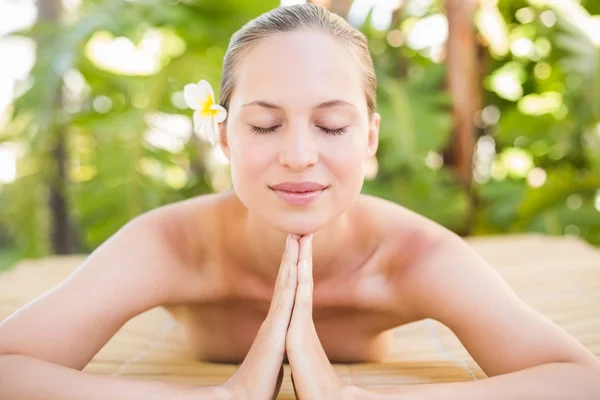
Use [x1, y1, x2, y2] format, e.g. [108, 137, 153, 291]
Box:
[184, 80, 227, 145]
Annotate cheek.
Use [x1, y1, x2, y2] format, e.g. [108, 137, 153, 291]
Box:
[322, 135, 367, 186]
[229, 136, 273, 192]
[234, 142, 270, 173]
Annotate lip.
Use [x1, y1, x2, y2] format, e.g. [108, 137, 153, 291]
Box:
[269, 181, 328, 206]
[271, 187, 327, 206]
[270, 181, 327, 192]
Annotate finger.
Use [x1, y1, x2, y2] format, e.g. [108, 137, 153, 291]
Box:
[269, 234, 299, 321]
[274, 234, 298, 287]
[230, 235, 298, 398]
[287, 235, 344, 397]
[248, 233, 298, 358]
[294, 234, 314, 318]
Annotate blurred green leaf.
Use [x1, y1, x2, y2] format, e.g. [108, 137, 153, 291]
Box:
[516, 166, 600, 229]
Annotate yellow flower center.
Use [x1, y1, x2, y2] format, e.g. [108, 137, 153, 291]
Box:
[199, 97, 217, 116]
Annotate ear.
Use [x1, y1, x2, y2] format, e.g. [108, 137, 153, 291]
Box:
[366, 112, 380, 159]
[218, 120, 231, 161]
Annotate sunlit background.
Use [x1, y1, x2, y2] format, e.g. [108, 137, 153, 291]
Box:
[1, 0, 600, 269]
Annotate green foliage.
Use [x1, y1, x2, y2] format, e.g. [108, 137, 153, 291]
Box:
[0, 0, 279, 258]
[1, 0, 600, 270]
[359, 7, 465, 231]
[472, 0, 600, 244]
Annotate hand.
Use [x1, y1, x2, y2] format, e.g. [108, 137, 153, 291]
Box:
[222, 234, 300, 400]
[286, 234, 354, 399]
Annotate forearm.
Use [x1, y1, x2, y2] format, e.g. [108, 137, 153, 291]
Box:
[0, 354, 225, 400]
[349, 362, 600, 400]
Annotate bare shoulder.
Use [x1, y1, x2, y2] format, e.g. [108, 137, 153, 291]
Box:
[118, 191, 231, 304]
[140, 192, 224, 263]
[358, 196, 600, 376]
[354, 194, 462, 318]
[358, 194, 517, 324]
[0, 192, 228, 369]
[355, 193, 451, 251]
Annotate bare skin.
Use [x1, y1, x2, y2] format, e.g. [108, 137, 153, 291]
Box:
[164, 190, 440, 365]
[0, 187, 428, 399]
[1, 189, 599, 399]
[160, 188, 600, 398]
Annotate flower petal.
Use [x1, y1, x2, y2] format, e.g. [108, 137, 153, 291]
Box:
[195, 80, 215, 105]
[184, 83, 199, 110]
[212, 118, 220, 145]
[210, 104, 228, 123]
[193, 114, 218, 145]
[204, 118, 219, 145]
[187, 80, 222, 145]
[193, 110, 204, 132]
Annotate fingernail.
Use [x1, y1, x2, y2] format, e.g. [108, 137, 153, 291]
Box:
[286, 235, 290, 249]
[308, 234, 313, 244]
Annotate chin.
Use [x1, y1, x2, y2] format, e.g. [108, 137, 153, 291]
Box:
[266, 210, 331, 236]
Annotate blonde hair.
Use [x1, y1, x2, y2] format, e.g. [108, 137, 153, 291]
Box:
[219, 3, 377, 117]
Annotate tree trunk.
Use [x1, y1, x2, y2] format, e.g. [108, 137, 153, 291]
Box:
[444, 0, 480, 235]
[38, 0, 77, 254]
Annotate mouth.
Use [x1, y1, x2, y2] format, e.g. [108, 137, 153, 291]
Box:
[270, 187, 327, 206]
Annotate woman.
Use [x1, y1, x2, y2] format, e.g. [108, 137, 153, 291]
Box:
[1, 4, 599, 400]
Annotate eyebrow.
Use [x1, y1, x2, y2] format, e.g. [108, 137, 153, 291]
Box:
[241, 99, 355, 110]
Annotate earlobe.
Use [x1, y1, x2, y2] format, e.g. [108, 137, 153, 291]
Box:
[367, 146, 377, 158]
[367, 112, 381, 158]
[218, 122, 231, 161]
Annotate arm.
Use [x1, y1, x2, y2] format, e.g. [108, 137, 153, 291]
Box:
[0, 213, 224, 400]
[348, 230, 600, 400]
[348, 362, 600, 400]
[0, 355, 225, 400]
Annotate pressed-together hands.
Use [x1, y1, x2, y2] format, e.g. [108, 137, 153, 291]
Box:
[219, 235, 299, 400]
[286, 234, 350, 399]
[220, 234, 351, 400]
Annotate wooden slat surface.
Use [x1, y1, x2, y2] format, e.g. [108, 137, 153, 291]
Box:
[1, 233, 599, 398]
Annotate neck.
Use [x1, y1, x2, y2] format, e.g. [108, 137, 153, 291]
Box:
[236, 194, 355, 284]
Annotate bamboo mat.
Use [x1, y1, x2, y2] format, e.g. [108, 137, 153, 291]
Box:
[1, 233, 599, 398]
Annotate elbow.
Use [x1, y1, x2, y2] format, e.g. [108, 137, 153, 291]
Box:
[0, 352, 22, 364]
[0, 354, 17, 383]
[0, 354, 23, 398]
[0, 353, 32, 370]
[564, 354, 600, 374]
[565, 361, 600, 398]
[585, 365, 600, 398]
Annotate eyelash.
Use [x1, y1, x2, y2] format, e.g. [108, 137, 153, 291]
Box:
[250, 125, 348, 136]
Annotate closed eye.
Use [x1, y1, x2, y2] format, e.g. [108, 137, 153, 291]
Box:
[320, 126, 348, 136]
[250, 125, 280, 135]
[249, 125, 348, 136]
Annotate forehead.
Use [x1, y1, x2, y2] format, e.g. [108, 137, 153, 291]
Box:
[232, 30, 364, 110]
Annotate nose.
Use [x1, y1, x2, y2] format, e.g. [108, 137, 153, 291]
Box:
[278, 125, 318, 171]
